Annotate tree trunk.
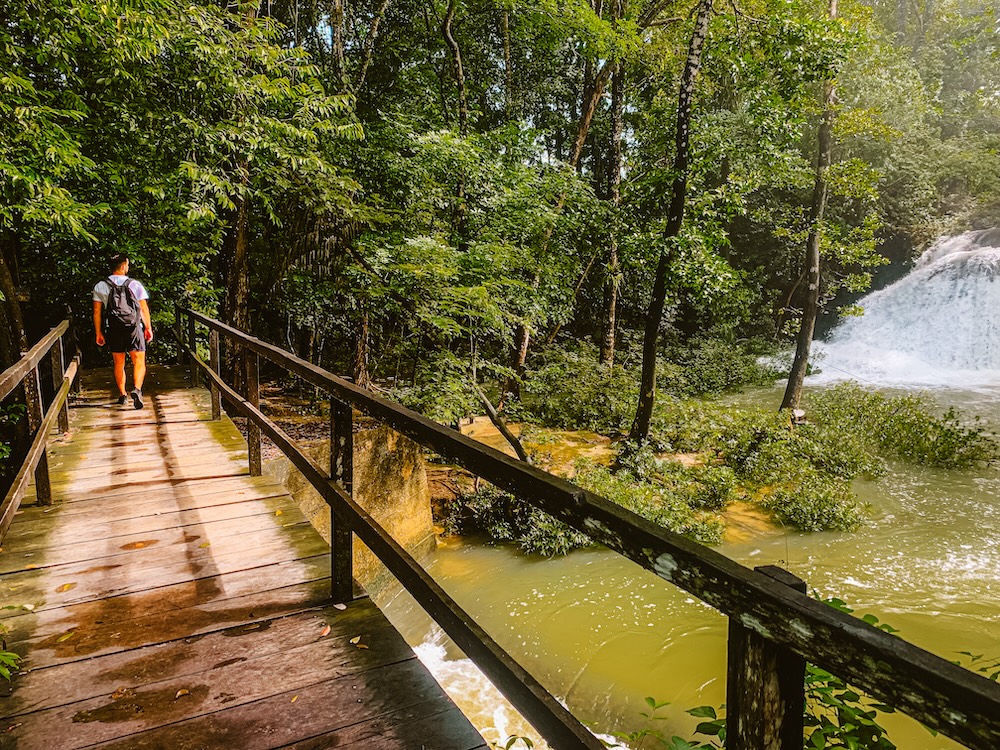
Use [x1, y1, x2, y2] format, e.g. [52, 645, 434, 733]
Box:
[354, 307, 372, 389]
[780, 0, 837, 412]
[0, 234, 28, 368]
[356, 0, 392, 90]
[630, 0, 713, 443]
[331, 0, 346, 85]
[442, 0, 469, 136]
[601, 57, 625, 367]
[221, 191, 251, 390]
[501, 11, 515, 117]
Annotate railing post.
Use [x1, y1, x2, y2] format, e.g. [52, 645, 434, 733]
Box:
[209, 329, 221, 421]
[64, 305, 81, 395]
[727, 565, 807, 750]
[175, 305, 185, 365]
[245, 349, 261, 476]
[187, 314, 199, 387]
[330, 398, 354, 603]
[24, 362, 52, 506]
[50, 337, 69, 434]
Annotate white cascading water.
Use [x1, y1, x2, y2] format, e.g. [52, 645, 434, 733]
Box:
[814, 228, 1000, 387]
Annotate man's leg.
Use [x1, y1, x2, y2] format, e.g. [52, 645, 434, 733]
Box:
[129, 351, 146, 409]
[112, 352, 128, 396]
[130, 350, 146, 391]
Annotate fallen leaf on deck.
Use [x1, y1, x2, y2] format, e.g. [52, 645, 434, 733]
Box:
[333, 603, 347, 611]
[55, 583, 76, 593]
[57, 632, 74, 643]
[320, 625, 331, 637]
[175, 689, 190, 699]
[275, 510, 283, 516]
[21, 604, 34, 612]
[349, 636, 361, 644]
[24, 565, 38, 570]
[112, 688, 132, 700]
[291, 695, 299, 703]
[356, 644, 369, 650]
[199, 542, 211, 548]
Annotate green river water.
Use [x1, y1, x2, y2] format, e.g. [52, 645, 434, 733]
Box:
[369, 386, 1000, 749]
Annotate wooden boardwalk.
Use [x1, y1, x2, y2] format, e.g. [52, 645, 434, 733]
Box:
[0, 366, 487, 750]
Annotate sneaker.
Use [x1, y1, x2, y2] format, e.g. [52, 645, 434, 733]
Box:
[130, 389, 144, 410]
[117, 394, 128, 405]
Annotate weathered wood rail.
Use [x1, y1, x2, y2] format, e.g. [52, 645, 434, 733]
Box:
[175, 306, 1000, 750]
[0, 320, 79, 539]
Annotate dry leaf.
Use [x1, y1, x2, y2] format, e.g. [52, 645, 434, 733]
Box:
[24, 565, 38, 570]
[349, 636, 361, 644]
[111, 687, 132, 700]
[356, 644, 369, 650]
[55, 583, 76, 593]
[57, 632, 74, 643]
[21, 604, 34, 612]
[291, 695, 299, 703]
[333, 603, 347, 611]
[199, 542, 211, 548]
[320, 625, 331, 637]
[275, 509, 283, 516]
[175, 689, 190, 700]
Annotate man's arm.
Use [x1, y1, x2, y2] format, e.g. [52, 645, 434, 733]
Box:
[92, 301, 105, 346]
[139, 300, 153, 342]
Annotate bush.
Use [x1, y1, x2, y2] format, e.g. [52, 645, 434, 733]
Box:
[660, 336, 780, 397]
[650, 403, 872, 532]
[523, 342, 638, 434]
[808, 382, 999, 469]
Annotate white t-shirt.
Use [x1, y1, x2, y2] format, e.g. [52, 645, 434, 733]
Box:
[93, 275, 150, 306]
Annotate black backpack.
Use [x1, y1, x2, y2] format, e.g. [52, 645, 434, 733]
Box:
[105, 277, 140, 331]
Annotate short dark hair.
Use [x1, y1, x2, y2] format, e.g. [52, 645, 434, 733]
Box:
[108, 253, 129, 274]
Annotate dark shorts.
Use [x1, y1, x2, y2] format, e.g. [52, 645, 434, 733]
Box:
[106, 325, 146, 354]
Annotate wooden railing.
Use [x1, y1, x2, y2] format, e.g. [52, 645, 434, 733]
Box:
[0, 321, 80, 540]
[175, 306, 1000, 750]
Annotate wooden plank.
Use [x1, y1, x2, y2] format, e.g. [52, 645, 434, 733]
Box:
[5, 496, 301, 551]
[2, 562, 331, 661]
[2, 603, 391, 716]
[74, 660, 467, 750]
[281, 704, 490, 750]
[0, 510, 309, 574]
[10, 479, 290, 525]
[0, 523, 327, 613]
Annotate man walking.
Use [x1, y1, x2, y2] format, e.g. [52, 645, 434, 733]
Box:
[93, 254, 153, 409]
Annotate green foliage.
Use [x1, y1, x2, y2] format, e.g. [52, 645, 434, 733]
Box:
[441, 485, 590, 556]
[808, 382, 999, 469]
[392, 351, 480, 425]
[651, 401, 872, 532]
[659, 337, 780, 398]
[0, 650, 19, 681]
[524, 342, 639, 434]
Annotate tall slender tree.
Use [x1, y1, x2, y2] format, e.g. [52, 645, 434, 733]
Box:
[630, 0, 714, 442]
[780, 0, 838, 412]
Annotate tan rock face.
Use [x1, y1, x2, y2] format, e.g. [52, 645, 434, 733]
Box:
[264, 425, 436, 589]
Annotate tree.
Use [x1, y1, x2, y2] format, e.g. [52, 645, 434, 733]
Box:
[629, 0, 714, 443]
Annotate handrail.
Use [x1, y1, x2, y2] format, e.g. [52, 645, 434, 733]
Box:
[177, 307, 1000, 750]
[0, 320, 78, 539]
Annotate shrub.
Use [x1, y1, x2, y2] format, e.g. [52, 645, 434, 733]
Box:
[660, 336, 780, 397]
[808, 382, 999, 469]
[523, 342, 639, 434]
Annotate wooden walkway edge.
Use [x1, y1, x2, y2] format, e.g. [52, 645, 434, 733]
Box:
[0, 366, 487, 750]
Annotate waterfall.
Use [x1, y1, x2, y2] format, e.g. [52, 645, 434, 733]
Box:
[815, 228, 1000, 387]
